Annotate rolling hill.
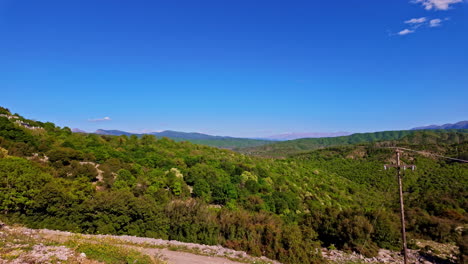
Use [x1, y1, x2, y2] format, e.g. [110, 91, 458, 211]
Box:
[93, 129, 272, 149]
[239, 129, 468, 157]
[1, 106, 466, 263]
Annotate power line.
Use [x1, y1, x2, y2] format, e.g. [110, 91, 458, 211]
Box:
[381, 146, 466, 264]
[384, 148, 414, 264]
[384, 146, 468, 163]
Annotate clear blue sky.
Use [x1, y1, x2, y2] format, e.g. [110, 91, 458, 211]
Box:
[1, 0, 467, 137]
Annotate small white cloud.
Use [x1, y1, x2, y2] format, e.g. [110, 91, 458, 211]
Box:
[398, 29, 415, 35]
[405, 17, 427, 24]
[413, 0, 463, 10]
[88, 117, 111, 122]
[429, 18, 442, 27]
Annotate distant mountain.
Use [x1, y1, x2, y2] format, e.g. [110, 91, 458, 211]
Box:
[151, 130, 233, 140]
[412, 121, 468, 130]
[71, 128, 87, 133]
[266, 132, 351, 141]
[95, 129, 135, 136]
[95, 129, 235, 140]
[92, 129, 271, 149]
[89, 129, 352, 141]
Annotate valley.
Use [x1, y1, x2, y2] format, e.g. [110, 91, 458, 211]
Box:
[0, 106, 466, 263]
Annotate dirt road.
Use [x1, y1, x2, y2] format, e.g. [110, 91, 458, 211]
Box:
[140, 248, 245, 264]
[5, 226, 279, 264]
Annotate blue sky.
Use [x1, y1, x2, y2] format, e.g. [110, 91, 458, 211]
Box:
[1, 0, 467, 137]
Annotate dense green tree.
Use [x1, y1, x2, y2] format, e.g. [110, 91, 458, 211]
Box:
[0, 110, 466, 264]
[192, 178, 211, 202]
[113, 169, 136, 190]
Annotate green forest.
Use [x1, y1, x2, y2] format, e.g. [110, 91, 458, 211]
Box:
[0, 106, 467, 263]
[94, 129, 272, 149]
[239, 129, 468, 157]
[169, 136, 272, 149]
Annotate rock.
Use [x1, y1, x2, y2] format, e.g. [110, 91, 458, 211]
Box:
[80, 252, 87, 258]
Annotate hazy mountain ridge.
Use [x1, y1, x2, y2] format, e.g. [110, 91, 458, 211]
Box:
[94, 129, 255, 140]
[412, 120, 468, 130]
[93, 129, 351, 141]
[95, 129, 136, 136]
[93, 129, 272, 149]
[94, 129, 236, 140]
[78, 119, 468, 144]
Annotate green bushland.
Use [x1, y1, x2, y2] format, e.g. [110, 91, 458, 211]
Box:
[239, 129, 468, 157]
[0, 106, 466, 263]
[171, 137, 272, 149]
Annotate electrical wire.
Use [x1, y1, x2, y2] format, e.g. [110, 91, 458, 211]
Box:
[385, 146, 468, 163]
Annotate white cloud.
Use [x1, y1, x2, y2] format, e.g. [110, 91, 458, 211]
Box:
[413, 0, 463, 10]
[88, 117, 111, 122]
[405, 17, 427, 24]
[429, 18, 443, 26]
[398, 29, 415, 35]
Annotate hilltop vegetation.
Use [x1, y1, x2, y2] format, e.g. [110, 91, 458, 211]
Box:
[169, 137, 272, 149]
[93, 129, 272, 149]
[0, 106, 467, 263]
[239, 129, 468, 157]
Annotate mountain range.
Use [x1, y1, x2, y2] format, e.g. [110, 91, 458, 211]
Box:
[411, 121, 468, 130]
[79, 129, 356, 141]
[93, 129, 247, 140]
[69, 120, 468, 149]
[90, 129, 272, 149]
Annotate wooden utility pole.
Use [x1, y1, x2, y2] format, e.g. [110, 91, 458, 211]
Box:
[384, 148, 415, 264]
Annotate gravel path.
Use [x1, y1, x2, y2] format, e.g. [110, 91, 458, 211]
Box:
[36, 228, 280, 264]
[140, 248, 245, 264]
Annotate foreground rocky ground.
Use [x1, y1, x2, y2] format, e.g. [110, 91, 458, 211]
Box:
[322, 245, 459, 264]
[0, 224, 277, 264]
[0, 223, 461, 264]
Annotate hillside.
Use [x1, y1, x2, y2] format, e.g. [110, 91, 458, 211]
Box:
[94, 129, 272, 149]
[265, 131, 352, 140]
[239, 129, 468, 157]
[0, 106, 467, 263]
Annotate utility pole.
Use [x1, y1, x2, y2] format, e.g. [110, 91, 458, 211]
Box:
[384, 148, 415, 264]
